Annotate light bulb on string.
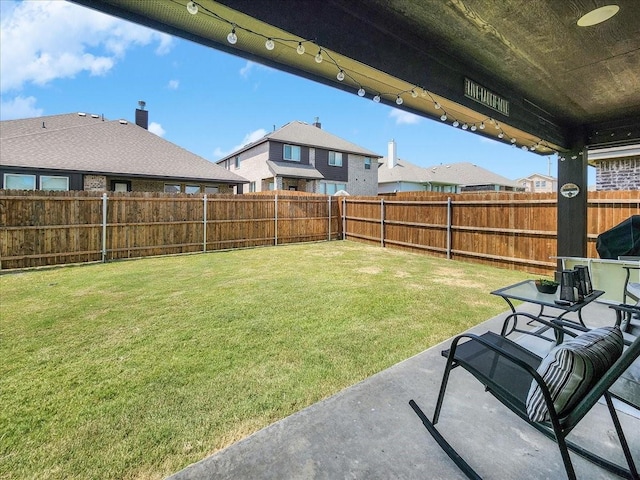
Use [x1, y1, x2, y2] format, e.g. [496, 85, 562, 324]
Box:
[452, 120, 459, 127]
[434, 102, 441, 110]
[511, 137, 517, 144]
[396, 95, 403, 105]
[336, 70, 345, 81]
[357, 87, 366, 97]
[296, 42, 305, 54]
[265, 38, 275, 50]
[315, 50, 323, 63]
[227, 28, 237, 45]
[470, 125, 477, 131]
[498, 132, 504, 139]
[495, 122, 500, 130]
[373, 94, 381, 103]
[521, 145, 528, 151]
[411, 89, 418, 98]
[479, 122, 485, 130]
[186, 1, 198, 14]
[440, 114, 447, 121]
[462, 123, 468, 130]
[421, 88, 428, 97]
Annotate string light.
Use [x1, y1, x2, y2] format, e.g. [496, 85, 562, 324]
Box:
[227, 27, 237, 44]
[184, 0, 553, 155]
[186, 1, 198, 14]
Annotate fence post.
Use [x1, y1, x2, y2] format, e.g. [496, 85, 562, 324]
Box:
[381, 197, 385, 247]
[328, 195, 332, 241]
[274, 194, 278, 246]
[203, 194, 207, 252]
[101, 193, 108, 263]
[342, 197, 346, 240]
[447, 196, 452, 259]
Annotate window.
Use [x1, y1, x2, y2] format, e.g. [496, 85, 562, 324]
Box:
[249, 181, 256, 192]
[540, 180, 547, 187]
[112, 181, 130, 192]
[364, 157, 371, 170]
[234, 156, 240, 169]
[4, 174, 36, 190]
[535, 181, 541, 187]
[204, 186, 219, 194]
[164, 184, 181, 193]
[328, 151, 343, 167]
[40, 175, 69, 191]
[319, 182, 346, 195]
[185, 185, 200, 194]
[283, 144, 301, 162]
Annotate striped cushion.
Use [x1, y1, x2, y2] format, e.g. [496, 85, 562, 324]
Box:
[526, 326, 623, 422]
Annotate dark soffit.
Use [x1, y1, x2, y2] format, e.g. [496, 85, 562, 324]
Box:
[69, 0, 640, 154]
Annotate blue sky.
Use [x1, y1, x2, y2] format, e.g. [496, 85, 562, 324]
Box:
[0, 0, 595, 184]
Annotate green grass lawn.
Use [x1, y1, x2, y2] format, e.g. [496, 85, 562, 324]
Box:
[0, 240, 531, 479]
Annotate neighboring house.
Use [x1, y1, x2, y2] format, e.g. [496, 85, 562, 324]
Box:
[216, 119, 381, 195]
[0, 108, 247, 193]
[515, 173, 557, 193]
[588, 144, 640, 191]
[378, 140, 522, 193]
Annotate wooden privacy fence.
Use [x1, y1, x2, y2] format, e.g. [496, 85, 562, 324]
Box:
[340, 191, 640, 275]
[0, 191, 341, 270]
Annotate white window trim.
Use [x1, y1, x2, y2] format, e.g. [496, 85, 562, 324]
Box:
[4, 173, 36, 190]
[328, 151, 343, 167]
[40, 175, 69, 191]
[283, 144, 301, 162]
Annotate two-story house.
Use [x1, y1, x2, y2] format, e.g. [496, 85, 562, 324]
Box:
[216, 120, 381, 195]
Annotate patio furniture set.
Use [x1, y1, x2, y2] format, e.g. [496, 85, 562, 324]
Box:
[410, 263, 640, 479]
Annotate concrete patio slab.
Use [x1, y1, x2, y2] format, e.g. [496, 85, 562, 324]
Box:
[168, 301, 639, 479]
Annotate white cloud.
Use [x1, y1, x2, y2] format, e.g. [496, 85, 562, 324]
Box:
[239, 61, 256, 79]
[389, 109, 421, 125]
[148, 122, 166, 137]
[168, 79, 180, 90]
[0, 0, 174, 94]
[0, 95, 43, 120]
[213, 129, 267, 159]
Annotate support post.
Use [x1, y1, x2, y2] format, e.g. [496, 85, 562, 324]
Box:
[557, 146, 588, 272]
[328, 196, 332, 241]
[342, 197, 346, 240]
[101, 193, 108, 263]
[447, 197, 452, 259]
[203, 194, 207, 252]
[274, 194, 278, 246]
[381, 198, 385, 247]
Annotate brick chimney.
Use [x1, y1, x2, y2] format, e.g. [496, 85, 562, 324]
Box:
[135, 100, 148, 129]
[313, 116, 321, 129]
[387, 139, 397, 169]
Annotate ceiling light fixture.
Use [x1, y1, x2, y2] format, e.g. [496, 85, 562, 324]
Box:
[577, 5, 620, 27]
[186, 1, 198, 14]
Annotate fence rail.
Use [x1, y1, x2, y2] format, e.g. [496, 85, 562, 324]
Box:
[1, 190, 638, 273]
[0, 191, 341, 270]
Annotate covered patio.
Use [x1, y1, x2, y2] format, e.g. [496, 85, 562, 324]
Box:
[167, 300, 639, 479]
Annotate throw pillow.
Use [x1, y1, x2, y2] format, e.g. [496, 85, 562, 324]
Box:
[526, 326, 623, 422]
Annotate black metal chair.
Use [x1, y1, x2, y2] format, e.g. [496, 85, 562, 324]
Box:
[409, 322, 640, 480]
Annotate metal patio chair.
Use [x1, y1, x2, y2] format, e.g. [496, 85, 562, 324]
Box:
[409, 323, 640, 480]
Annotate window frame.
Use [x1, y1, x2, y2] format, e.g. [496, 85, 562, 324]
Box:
[4, 173, 36, 190]
[328, 151, 343, 167]
[364, 157, 371, 170]
[164, 184, 181, 193]
[40, 175, 69, 191]
[283, 144, 301, 162]
[234, 156, 240, 169]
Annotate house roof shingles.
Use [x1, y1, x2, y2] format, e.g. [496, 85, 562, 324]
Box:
[0, 113, 247, 184]
[218, 120, 381, 161]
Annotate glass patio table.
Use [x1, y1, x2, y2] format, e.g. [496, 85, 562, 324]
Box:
[491, 279, 604, 339]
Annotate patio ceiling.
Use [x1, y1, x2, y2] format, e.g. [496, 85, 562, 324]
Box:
[70, 0, 640, 157]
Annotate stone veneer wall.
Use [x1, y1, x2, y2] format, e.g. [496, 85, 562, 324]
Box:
[84, 175, 107, 191]
[596, 156, 640, 191]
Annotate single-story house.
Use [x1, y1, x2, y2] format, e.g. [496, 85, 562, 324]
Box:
[0, 108, 247, 193]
